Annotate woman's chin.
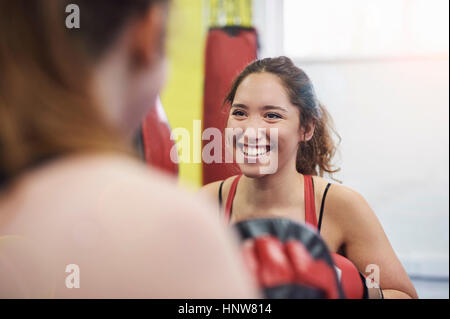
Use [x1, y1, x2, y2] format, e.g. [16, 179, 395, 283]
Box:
[237, 163, 272, 178]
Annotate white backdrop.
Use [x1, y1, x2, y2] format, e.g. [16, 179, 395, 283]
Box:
[299, 58, 449, 280]
[253, 0, 449, 298]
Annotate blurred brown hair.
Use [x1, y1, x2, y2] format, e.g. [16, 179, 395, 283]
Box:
[225, 56, 341, 178]
[0, 0, 166, 183]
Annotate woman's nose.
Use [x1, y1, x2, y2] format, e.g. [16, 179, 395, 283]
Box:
[242, 120, 267, 144]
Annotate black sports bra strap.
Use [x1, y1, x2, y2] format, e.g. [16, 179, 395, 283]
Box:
[218, 180, 225, 209]
[318, 183, 332, 233]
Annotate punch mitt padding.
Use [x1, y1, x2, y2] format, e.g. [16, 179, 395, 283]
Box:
[234, 218, 345, 299]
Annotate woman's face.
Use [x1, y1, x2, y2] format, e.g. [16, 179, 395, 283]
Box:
[227, 72, 303, 178]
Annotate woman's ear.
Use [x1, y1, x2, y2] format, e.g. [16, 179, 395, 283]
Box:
[300, 122, 315, 142]
[130, 3, 167, 68]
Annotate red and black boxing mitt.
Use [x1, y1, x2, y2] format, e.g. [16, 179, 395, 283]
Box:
[234, 218, 345, 299]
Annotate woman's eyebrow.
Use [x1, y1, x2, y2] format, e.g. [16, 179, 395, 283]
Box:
[231, 103, 248, 109]
[261, 105, 288, 112]
[232, 104, 287, 112]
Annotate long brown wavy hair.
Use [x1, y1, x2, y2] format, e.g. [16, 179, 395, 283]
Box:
[0, 0, 166, 184]
[225, 56, 341, 179]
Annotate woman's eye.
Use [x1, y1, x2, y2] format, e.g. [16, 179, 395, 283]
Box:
[232, 110, 246, 117]
[265, 113, 282, 119]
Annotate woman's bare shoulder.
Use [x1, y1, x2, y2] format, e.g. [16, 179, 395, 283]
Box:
[198, 180, 224, 199]
[319, 179, 375, 233]
[2, 154, 222, 236]
[198, 175, 241, 202]
[311, 176, 362, 202]
[326, 182, 367, 208]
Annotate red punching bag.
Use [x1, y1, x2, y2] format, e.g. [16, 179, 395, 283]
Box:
[202, 26, 258, 185]
[139, 97, 178, 177]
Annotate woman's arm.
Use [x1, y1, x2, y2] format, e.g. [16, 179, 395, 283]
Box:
[328, 185, 418, 299]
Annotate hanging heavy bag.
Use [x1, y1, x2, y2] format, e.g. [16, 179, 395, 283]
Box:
[202, 26, 258, 185]
[135, 97, 178, 176]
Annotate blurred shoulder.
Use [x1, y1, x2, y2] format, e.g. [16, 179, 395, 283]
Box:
[63, 153, 219, 219]
[4, 153, 221, 233]
[0, 154, 258, 298]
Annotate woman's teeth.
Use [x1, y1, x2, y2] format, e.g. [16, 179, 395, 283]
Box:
[241, 145, 269, 156]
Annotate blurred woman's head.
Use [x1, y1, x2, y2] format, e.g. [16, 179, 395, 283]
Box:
[0, 0, 169, 182]
[225, 56, 340, 178]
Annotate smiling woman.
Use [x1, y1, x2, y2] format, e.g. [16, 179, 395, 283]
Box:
[199, 56, 418, 299]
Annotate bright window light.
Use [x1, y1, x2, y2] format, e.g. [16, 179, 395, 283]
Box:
[283, 0, 449, 60]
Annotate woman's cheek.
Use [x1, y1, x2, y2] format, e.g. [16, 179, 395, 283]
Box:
[272, 125, 298, 157]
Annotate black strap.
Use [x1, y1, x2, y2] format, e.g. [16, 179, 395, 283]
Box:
[218, 180, 225, 209]
[318, 183, 331, 233]
[360, 273, 369, 299]
[218, 177, 331, 227]
[133, 124, 145, 162]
